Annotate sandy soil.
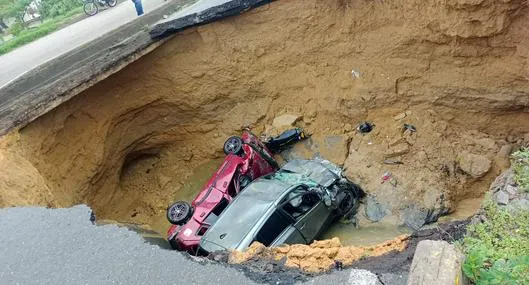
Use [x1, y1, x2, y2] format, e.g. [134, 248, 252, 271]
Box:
[0, 0, 528, 233]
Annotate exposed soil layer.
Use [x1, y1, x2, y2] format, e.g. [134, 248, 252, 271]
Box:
[0, 0, 529, 236]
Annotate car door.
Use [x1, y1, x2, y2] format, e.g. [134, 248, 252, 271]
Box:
[294, 201, 333, 242]
[254, 209, 305, 246]
[278, 185, 334, 243]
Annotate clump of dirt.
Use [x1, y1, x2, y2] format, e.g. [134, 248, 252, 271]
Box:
[0, 0, 529, 233]
[229, 235, 409, 273]
[220, 220, 468, 281]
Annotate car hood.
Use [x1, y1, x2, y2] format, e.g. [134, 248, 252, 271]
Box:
[281, 158, 341, 187]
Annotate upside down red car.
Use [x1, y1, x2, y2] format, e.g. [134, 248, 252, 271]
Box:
[166, 129, 306, 254]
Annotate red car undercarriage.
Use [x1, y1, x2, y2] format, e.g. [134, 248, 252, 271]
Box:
[166, 129, 305, 254]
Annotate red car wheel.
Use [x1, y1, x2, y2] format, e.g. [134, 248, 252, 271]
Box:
[223, 136, 244, 155]
[167, 201, 193, 225]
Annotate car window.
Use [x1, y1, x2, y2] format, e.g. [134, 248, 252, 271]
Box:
[281, 187, 320, 220]
[254, 210, 292, 246]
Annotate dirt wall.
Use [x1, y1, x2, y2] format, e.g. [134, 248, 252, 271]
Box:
[1, 0, 528, 229]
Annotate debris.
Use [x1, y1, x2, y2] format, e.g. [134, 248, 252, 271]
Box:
[403, 124, 417, 133]
[162, 14, 168, 19]
[351, 70, 360, 79]
[383, 159, 403, 165]
[357, 122, 374, 133]
[381, 171, 392, 184]
[334, 260, 343, 271]
[389, 177, 398, 187]
[367, 141, 373, 145]
[384, 143, 409, 158]
[90, 211, 96, 225]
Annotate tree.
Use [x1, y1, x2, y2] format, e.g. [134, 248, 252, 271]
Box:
[39, 0, 79, 18]
[0, 0, 33, 27]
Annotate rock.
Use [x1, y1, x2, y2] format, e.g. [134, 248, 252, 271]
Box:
[504, 185, 518, 196]
[457, 152, 492, 178]
[495, 190, 510, 205]
[272, 114, 301, 129]
[407, 240, 469, 285]
[385, 143, 410, 158]
[393, 112, 407, 121]
[365, 196, 387, 222]
[310, 237, 342, 248]
[401, 206, 428, 230]
[190, 71, 205, 78]
[498, 144, 513, 157]
[320, 135, 350, 165]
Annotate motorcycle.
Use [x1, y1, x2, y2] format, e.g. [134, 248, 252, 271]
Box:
[83, 0, 118, 16]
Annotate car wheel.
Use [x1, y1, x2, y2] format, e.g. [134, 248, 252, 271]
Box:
[223, 136, 244, 155]
[336, 182, 363, 217]
[166, 201, 193, 225]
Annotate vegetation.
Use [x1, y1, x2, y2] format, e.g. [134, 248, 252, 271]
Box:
[462, 198, 529, 284]
[512, 147, 529, 192]
[0, 0, 84, 54]
[0, 7, 82, 55]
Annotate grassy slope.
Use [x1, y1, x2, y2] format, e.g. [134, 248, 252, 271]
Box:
[461, 148, 529, 284]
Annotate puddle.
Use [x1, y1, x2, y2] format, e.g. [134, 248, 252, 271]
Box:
[439, 197, 482, 222]
[321, 221, 412, 246]
[149, 158, 225, 236]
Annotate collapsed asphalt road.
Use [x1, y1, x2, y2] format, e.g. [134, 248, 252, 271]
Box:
[0, 205, 382, 285]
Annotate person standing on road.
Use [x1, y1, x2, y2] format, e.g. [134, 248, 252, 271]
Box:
[131, 0, 144, 16]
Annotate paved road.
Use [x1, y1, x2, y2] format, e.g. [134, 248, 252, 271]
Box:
[0, 0, 170, 88]
[0, 205, 381, 285]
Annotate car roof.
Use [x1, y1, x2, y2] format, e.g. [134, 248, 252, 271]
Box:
[200, 159, 341, 251]
[200, 177, 292, 250]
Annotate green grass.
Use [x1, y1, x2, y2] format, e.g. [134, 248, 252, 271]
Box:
[461, 198, 529, 284]
[0, 7, 83, 55]
[512, 148, 529, 192]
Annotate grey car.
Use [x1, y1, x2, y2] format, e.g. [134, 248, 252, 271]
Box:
[199, 159, 364, 253]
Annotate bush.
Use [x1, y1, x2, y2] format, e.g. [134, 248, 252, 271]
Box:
[0, 7, 82, 55]
[462, 199, 529, 284]
[8, 22, 24, 36]
[40, 0, 81, 18]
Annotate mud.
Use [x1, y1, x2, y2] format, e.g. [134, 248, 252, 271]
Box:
[0, 0, 528, 249]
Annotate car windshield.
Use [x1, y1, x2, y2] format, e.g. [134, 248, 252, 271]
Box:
[202, 178, 290, 249]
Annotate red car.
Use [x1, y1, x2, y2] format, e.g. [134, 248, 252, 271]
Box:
[166, 129, 306, 253]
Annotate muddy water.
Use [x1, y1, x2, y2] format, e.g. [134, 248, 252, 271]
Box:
[149, 159, 481, 247]
[149, 158, 225, 235]
[322, 222, 412, 246]
[439, 197, 482, 222]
